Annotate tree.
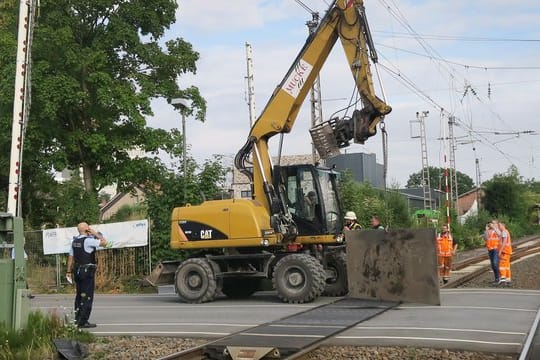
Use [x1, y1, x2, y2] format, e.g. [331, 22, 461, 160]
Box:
[146, 155, 228, 263]
[483, 166, 528, 221]
[0, 0, 205, 225]
[406, 166, 474, 195]
[339, 171, 411, 229]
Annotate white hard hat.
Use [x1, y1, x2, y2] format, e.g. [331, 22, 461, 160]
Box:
[344, 211, 357, 220]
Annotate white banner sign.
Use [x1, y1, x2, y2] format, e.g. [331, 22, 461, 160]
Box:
[42, 219, 149, 255]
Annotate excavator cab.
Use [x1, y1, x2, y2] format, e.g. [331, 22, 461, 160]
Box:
[274, 164, 342, 237]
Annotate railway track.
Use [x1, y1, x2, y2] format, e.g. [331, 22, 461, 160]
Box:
[444, 235, 540, 289]
[156, 298, 397, 360]
[155, 236, 540, 360]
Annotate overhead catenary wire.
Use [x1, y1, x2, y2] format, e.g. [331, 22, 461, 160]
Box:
[370, 0, 539, 172]
[306, 0, 539, 178]
[374, 30, 540, 43]
[376, 43, 540, 71]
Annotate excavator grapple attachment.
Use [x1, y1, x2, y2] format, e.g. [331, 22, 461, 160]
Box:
[345, 228, 440, 305]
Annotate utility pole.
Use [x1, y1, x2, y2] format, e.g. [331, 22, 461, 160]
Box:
[306, 12, 323, 164]
[474, 147, 482, 210]
[447, 116, 459, 212]
[440, 114, 450, 229]
[2, 0, 38, 330]
[411, 111, 432, 211]
[170, 98, 191, 203]
[245, 42, 256, 127]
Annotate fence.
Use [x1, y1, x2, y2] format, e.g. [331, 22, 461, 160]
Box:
[5, 230, 151, 293]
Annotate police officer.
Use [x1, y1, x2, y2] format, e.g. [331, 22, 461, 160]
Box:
[66, 222, 108, 328]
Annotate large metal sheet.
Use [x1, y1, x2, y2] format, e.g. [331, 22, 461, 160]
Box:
[345, 228, 440, 305]
[205, 298, 396, 359]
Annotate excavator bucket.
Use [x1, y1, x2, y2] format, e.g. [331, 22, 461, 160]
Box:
[345, 228, 440, 305]
[143, 261, 181, 287]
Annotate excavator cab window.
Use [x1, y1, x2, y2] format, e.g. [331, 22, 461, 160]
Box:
[275, 164, 342, 236]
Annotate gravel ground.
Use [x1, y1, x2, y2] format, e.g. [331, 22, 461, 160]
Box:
[83, 250, 540, 360]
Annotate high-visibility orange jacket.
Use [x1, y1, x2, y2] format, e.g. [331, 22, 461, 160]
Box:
[500, 229, 512, 254]
[437, 233, 454, 256]
[485, 229, 500, 250]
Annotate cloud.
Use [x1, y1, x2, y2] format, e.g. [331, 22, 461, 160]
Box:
[150, 0, 540, 186]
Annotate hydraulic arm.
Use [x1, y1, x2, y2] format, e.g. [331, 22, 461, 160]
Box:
[235, 0, 391, 239]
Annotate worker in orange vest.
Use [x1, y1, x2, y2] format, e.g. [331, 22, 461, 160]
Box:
[484, 220, 501, 284]
[437, 224, 457, 284]
[498, 222, 512, 285]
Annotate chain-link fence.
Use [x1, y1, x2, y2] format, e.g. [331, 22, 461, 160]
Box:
[20, 230, 151, 293]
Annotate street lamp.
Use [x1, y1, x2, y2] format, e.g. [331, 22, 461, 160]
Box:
[170, 98, 191, 202]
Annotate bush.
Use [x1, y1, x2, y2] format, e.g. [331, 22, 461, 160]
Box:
[0, 311, 95, 359]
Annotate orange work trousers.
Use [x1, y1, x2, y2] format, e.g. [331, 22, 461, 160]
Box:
[438, 255, 453, 280]
[499, 252, 511, 280]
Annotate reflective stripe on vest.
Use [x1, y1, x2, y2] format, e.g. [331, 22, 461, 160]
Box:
[486, 229, 499, 250]
[437, 233, 453, 256]
[501, 230, 512, 254]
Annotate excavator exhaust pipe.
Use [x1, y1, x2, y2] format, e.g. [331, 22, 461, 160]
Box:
[345, 228, 440, 305]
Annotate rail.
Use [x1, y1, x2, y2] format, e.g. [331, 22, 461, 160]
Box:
[444, 236, 540, 289]
[158, 236, 540, 360]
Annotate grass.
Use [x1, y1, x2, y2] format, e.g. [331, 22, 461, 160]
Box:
[0, 311, 95, 360]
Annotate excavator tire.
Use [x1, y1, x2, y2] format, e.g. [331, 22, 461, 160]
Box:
[272, 253, 326, 303]
[222, 278, 261, 299]
[174, 258, 218, 303]
[323, 251, 348, 296]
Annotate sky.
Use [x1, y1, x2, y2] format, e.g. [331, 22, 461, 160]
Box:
[148, 0, 540, 188]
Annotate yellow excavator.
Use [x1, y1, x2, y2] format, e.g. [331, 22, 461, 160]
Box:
[147, 0, 392, 303]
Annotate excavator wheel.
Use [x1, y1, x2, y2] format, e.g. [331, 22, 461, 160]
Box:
[323, 251, 348, 296]
[174, 258, 218, 303]
[221, 278, 261, 299]
[272, 253, 326, 303]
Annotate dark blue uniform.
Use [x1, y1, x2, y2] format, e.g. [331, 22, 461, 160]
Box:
[71, 235, 99, 327]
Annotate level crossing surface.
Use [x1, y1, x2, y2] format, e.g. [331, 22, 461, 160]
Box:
[32, 288, 540, 356]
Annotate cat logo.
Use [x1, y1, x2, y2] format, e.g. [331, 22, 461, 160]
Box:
[200, 229, 213, 239]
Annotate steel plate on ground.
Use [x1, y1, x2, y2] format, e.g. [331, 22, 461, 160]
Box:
[345, 228, 440, 305]
[204, 298, 397, 359]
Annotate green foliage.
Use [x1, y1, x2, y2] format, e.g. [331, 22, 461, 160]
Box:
[52, 175, 100, 227]
[339, 171, 411, 229]
[384, 189, 413, 228]
[483, 166, 528, 222]
[0, 0, 206, 227]
[406, 166, 474, 195]
[106, 203, 147, 223]
[146, 155, 228, 264]
[197, 156, 231, 201]
[450, 211, 490, 250]
[0, 311, 94, 359]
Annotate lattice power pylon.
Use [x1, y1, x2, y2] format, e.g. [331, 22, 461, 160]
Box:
[447, 116, 459, 211]
[411, 111, 432, 210]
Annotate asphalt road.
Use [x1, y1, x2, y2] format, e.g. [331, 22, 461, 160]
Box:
[32, 288, 540, 355]
[33, 291, 336, 337]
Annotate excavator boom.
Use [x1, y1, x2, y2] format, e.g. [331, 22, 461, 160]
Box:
[235, 0, 391, 237]
[145, 1, 439, 307]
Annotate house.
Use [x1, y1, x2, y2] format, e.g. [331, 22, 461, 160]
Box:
[399, 187, 445, 211]
[99, 185, 147, 221]
[456, 187, 484, 223]
[231, 152, 386, 198]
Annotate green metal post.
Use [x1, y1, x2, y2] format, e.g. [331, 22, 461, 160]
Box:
[0, 214, 29, 329]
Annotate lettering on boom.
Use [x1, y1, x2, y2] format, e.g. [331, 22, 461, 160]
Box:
[282, 59, 313, 98]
